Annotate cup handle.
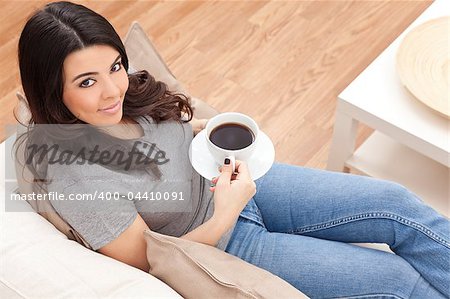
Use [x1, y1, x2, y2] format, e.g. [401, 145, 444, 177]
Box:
[225, 155, 236, 174]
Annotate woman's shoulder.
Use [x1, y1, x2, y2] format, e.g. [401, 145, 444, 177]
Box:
[136, 115, 192, 135]
[135, 115, 154, 125]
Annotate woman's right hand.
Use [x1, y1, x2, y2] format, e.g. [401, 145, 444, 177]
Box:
[209, 159, 256, 226]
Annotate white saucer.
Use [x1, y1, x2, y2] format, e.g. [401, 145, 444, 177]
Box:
[189, 129, 275, 181]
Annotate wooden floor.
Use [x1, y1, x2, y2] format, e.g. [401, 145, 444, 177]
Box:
[0, 0, 431, 169]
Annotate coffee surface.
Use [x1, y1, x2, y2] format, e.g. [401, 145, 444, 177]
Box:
[209, 123, 254, 150]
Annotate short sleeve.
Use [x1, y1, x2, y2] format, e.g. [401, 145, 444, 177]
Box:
[47, 177, 138, 251]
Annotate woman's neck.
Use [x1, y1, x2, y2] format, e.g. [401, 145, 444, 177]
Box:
[98, 117, 144, 139]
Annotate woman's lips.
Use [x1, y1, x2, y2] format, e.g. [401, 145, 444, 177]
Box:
[98, 101, 121, 114]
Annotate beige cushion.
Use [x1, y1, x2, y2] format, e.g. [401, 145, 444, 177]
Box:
[144, 229, 308, 299]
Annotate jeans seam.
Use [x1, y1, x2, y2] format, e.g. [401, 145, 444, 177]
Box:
[249, 175, 267, 228]
[289, 212, 450, 249]
[327, 294, 404, 299]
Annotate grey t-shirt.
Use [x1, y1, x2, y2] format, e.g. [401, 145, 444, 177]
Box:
[46, 116, 235, 251]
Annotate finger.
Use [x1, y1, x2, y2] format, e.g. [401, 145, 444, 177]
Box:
[219, 161, 248, 178]
[218, 167, 237, 175]
[216, 158, 233, 186]
[234, 160, 251, 179]
[212, 174, 235, 186]
[218, 164, 237, 173]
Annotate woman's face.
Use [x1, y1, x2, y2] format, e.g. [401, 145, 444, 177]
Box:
[62, 45, 129, 125]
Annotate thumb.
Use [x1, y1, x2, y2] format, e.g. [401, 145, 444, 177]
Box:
[217, 158, 233, 185]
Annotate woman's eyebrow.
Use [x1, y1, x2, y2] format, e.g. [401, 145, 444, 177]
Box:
[71, 55, 122, 83]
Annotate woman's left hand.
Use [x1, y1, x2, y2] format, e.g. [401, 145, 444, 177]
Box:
[190, 117, 208, 136]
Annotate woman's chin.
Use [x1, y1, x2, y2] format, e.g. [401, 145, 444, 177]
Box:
[92, 111, 123, 126]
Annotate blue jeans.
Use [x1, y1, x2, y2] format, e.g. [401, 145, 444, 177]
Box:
[225, 163, 450, 298]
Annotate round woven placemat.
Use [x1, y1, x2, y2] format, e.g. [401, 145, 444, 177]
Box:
[396, 16, 449, 119]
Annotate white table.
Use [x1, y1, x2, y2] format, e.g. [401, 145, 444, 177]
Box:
[327, 0, 449, 218]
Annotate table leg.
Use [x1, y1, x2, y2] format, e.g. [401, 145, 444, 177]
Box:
[327, 110, 358, 172]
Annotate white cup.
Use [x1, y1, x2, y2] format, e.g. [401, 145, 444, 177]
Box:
[205, 112, 259, 172]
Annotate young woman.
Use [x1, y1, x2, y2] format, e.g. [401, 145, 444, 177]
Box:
[17, 2, 449, 298]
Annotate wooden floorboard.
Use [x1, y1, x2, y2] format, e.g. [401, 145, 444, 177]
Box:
[0, 0, 432, 169]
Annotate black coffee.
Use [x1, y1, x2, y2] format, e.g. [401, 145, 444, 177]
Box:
[209, 123, 254, 150]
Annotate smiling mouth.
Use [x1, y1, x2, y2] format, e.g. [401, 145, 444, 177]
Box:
[98, 101, 121, 112]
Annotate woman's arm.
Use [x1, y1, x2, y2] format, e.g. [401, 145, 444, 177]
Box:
[97, 213, 233, 273]
[98, 213, 151, 272]
[98, 211, 232, 273]
[98, 160, 255, 272]
[179, 213, 236, 246]
[182, 159, 256, 245]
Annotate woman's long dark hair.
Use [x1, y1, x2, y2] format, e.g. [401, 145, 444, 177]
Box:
[18, 1, 193, 125]
[16, 1, 193, 187]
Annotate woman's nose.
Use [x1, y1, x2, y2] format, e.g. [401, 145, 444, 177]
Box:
[101, 77, 121, 100]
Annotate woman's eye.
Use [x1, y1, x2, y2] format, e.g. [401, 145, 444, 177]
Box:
[111, 62, 122, 72]
[80, 79, 95, 88]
